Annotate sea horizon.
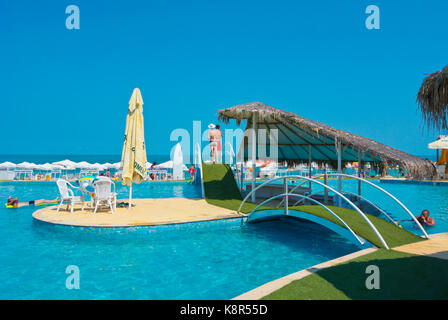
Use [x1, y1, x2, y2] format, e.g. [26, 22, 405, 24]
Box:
[0, 154, 172, 165]
[0, 153, 437, 163]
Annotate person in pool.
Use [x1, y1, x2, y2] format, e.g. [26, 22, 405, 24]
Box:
[6, 196, 59, 208]
[417, 209, 435, 226]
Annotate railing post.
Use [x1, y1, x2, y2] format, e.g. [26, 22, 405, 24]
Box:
[337, 141, 342, 207]
[284, 178, 289, 215]
[324, 167, 328, 205]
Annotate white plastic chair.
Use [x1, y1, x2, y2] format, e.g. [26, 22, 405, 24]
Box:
[92, 178, 117, 214]
[56, 179, 84, 213]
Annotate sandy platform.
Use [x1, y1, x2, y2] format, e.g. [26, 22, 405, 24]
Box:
[32, 198, 239, 227]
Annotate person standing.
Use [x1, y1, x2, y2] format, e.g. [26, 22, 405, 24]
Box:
[208, 124, 218, 163]
[189, 165, 196, 182]
[215, 124, 223, 163]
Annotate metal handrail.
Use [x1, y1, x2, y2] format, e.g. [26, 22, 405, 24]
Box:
[226, 142, 235, 160]
[310, 173, 429, 239]
[247, 193, 365, 246]
[238, 175, 390, 249]
[194, 143, 205, 198]
[292, 190, 396, 225]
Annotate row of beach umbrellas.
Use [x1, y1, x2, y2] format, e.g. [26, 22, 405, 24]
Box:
[0, 160, 121, 171]
[0, 159, 187, 171]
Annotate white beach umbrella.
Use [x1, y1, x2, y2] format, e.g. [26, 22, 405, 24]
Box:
[428, 136, 448, 150]
[92, 163, 107, 171]
[102, 162, 114, 169]
[111, 162, 122, 169]
[145, 162, 153, 169]
[42, 163, 55, 171]
[0, 161, 16, 169]
[75, 161, 93, 169]
[52, 159, 77, 168]
[16, 162, 36, 169]
[33, 164, 46, 170]
[155, 160, 173, 169]
[156, 160, 187, 170]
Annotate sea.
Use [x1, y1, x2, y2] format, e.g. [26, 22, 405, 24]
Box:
[0, 154, 174, 166]
[0, 154, 437, 165]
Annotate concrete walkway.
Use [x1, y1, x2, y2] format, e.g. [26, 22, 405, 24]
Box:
[394, 233, 448, 260]
[32, 198, 239, 227]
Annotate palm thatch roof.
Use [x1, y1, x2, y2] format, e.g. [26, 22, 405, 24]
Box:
[417, 65, 448, 130]
[218, 102, 436, 180]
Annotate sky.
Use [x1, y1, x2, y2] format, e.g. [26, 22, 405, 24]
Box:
[1, 0, 447, 159]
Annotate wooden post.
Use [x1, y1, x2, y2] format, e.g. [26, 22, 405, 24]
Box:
[357, 150, 361, 207]
[324, 165, 328, 205]
[284, 178, 288, 215]
[129, 184, 132, 209]
[308, 145, 312, 191]
[337, 141, 342, 207]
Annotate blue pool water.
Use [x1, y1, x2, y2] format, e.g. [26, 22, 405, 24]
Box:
[2, 178, 447, 299]
[0, 181, 361, 299]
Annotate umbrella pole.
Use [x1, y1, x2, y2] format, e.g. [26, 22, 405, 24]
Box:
[129, 184, 132, 209]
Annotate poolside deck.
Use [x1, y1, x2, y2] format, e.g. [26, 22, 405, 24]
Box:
[379, 177, 448, 186]
[235, 233, 448, 300]
[394, 232, 448, 260]
[32, 198, 239, 227]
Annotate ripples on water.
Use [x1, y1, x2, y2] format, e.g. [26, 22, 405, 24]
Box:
[0, 181, 361, 299]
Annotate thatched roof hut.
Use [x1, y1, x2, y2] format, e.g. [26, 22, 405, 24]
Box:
[218, 102, 436, 180]
[417, 65, 448, 131]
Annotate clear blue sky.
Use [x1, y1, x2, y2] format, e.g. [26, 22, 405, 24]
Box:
[1, 0, 447, 156]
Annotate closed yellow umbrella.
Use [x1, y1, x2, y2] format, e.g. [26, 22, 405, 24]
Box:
[121, 88, 147, 208]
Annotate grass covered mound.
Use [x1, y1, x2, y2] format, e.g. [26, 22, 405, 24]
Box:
[262, 249, 448, 300]
[202, 163, 260, 213]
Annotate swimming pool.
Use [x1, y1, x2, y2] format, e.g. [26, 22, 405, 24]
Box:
[2, 178, 447, 299]
[0, 181, 362, 299]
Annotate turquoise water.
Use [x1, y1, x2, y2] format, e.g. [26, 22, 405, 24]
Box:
[0, 181, 360, 299]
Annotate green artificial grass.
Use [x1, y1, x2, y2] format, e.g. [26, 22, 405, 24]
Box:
[202, 163, 261, 213]
[262, 249, 448, 300]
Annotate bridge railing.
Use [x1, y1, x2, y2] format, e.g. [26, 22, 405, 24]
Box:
[292, 190, 396, 225]
[279, 173, 429, 239]
[248, 193, 366, 246]
[193, 143, 205, 198]
[238, 175, 390, 249]
[309, 173, 429, 239]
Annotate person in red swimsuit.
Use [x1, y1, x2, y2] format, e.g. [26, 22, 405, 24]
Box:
[189, 165, 196, 182]
[215, 124, 223, 163]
